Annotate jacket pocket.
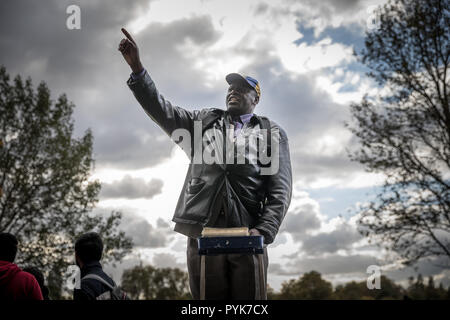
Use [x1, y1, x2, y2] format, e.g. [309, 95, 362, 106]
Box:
[183, 178, 214, 222]
[187, 178, 206, 194]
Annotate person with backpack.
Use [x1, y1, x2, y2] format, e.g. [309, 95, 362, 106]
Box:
[118, 28, 292, 300]
[73, 232, 127, 300]
[0, 233, 43, 300]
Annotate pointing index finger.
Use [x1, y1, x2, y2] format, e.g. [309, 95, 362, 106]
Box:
[121, 28, 135, 44]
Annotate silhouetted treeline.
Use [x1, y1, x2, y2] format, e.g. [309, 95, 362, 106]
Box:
[120, 266, 450, 300]
[267, 271, 450, 300]
[121, 264, 191, 300]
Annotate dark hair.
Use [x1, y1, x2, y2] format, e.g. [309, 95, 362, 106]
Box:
[0, 232, 18, 262]
[23, 266, 50, 300]
[75, 232, 103, 264]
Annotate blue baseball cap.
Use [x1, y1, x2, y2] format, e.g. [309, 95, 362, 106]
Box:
[226, 73, 261, 97]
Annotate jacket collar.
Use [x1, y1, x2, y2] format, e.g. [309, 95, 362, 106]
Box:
[80, 261, 103, 278]
[224, 110, 260, 126]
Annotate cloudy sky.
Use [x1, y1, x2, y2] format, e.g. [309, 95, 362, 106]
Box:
[1, 0, 448, 290]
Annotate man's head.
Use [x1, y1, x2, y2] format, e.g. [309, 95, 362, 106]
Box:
[74, 232, 103, 267]
[0, 232, 18, 262]
[225, 73, 260, 116]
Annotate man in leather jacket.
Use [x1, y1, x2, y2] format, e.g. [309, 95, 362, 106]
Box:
[118, 28, 292, 300]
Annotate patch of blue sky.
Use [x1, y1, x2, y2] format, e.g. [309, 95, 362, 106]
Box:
[293, 21, 379, 93]
[320, 23, 366, 52]
[337, 82, 359, 93]
[344, 61, 371, 75]
[293, 23, 315, 45]
[306, 185, 381, 219]
[294, 21, 366, 53]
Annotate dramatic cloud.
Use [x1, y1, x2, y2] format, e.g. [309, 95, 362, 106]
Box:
[152, 252, 186, 270]
[286, 253, 380, 275]
[100, 175, 163, 199]
[281, 203, 322, 242]
[93, 207, 172, 248]
[120, 215, 172, 248]
[300, 222, 363, 254]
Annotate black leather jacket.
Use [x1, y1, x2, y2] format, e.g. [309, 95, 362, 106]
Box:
[127, 70, 292, 244]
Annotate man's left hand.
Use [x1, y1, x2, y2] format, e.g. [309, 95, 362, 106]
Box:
[249, 228, 261, 236]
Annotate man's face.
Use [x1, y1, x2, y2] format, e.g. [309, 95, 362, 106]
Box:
[226, 82, 259, 115]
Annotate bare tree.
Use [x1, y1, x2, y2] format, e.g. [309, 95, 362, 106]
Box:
[346, 0, 450, 266]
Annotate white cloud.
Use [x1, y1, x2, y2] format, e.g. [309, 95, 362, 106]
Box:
[128, 0, 360, 81]
[280, 38, 355, 73]
[100, 175, 163, 199]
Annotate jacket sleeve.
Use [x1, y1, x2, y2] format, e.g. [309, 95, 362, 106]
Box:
[254, 126, 293, 244]
[127, 70, 199, 139]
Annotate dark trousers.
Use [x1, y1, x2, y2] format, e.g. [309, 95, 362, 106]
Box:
[186, 202, 268, 300]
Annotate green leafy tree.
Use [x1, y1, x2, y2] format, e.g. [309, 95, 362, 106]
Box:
[407, 274, 427, 299]
[334, 281, 371, 300]
[121, 264, 191, 300]
[346, 0, 450, 266]
[406, 274, 449, 299]
[334, 276, 404, 300]
[0, 66, 132, 299]
[267, 284, 280, 300]
[278, 271, 334, 300]
[265, 271, 448, 300]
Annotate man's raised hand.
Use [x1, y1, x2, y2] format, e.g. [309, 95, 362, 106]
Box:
[118, 28, 143, 74]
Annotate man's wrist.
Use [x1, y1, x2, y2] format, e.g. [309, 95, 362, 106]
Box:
[131, 62, 144, 74]
[130, 68, 146, 81]
[254, 227, 269, 239]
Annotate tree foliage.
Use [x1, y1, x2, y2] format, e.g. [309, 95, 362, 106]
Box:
[277, 271, 334, 300]
[121, 264, 191, 300]
[0, 66, 132, 298]
[269, 271, 449, 300]
[346, 0, 450, 265]
[334, 275, 404, 300]
[405, 274, 450, 300]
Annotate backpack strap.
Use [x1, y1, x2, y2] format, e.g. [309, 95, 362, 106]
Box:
[82, 274, 115, 290]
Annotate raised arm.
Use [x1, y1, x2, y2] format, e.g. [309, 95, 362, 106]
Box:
[118, 28, 143, 74]
[118, 28, 197, 138]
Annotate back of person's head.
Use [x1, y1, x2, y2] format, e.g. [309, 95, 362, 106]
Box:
[0, 233, 18, 262]
[75, 232, 103, 264]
